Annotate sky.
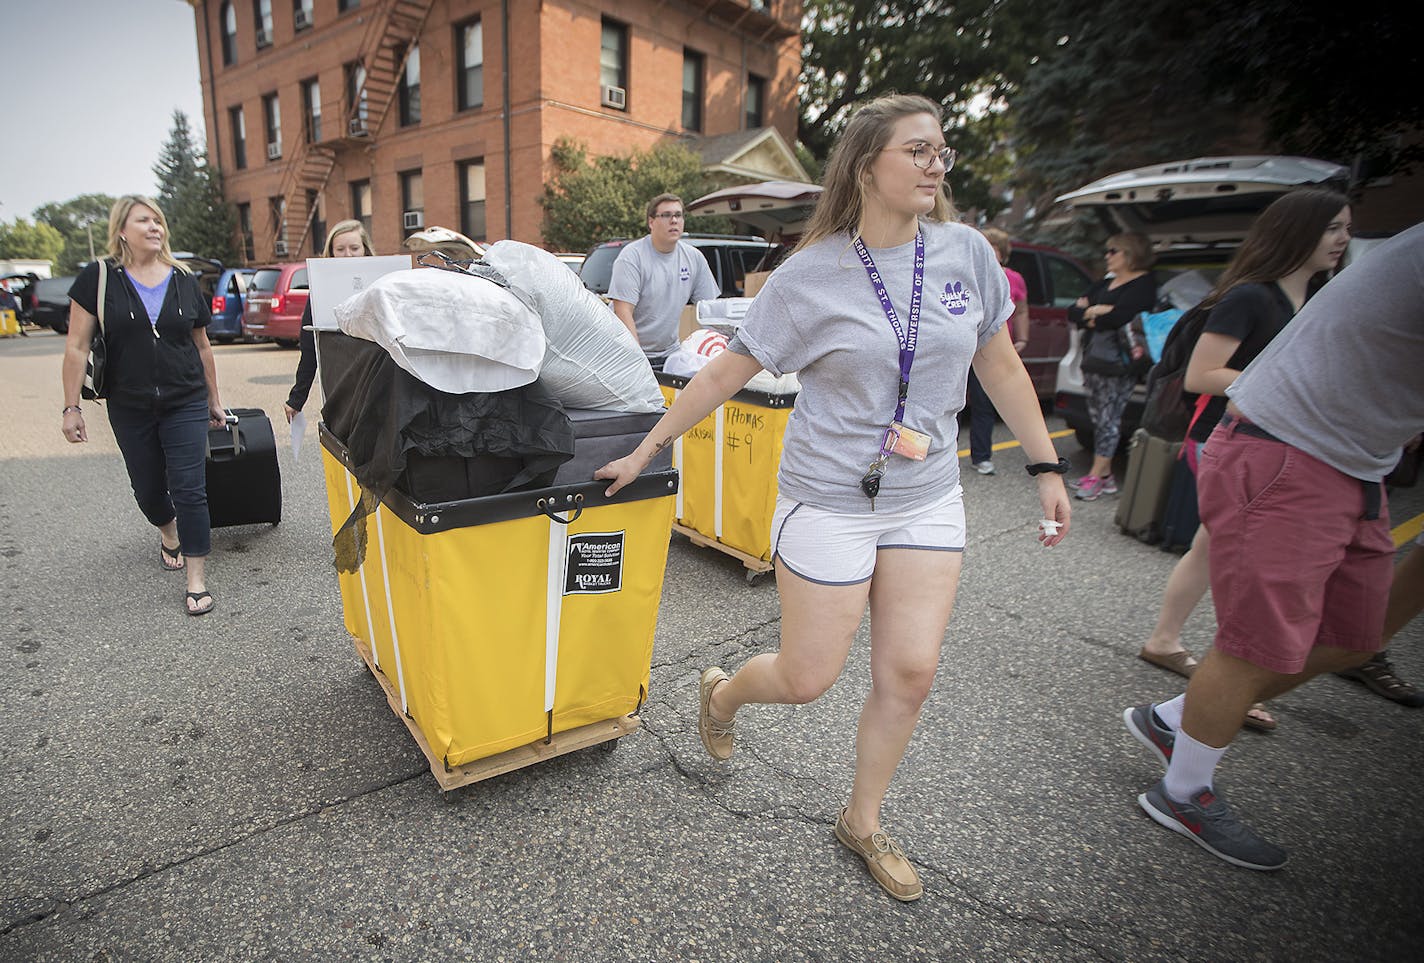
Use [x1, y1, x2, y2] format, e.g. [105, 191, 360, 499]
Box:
[0, 0, 206, 221]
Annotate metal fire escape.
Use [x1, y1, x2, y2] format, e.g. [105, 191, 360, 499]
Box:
[266, 0, 433, 258]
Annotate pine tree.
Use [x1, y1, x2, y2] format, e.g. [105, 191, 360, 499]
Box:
[152, 110, 239, 264]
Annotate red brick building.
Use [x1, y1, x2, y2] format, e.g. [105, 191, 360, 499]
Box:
[182, 0, 804, 263]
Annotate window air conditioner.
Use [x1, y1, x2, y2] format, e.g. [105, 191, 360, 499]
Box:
[600, 85, 627, 110]
[256, 28, 272, 49]
[294, 9, 312, 30]
[403, 211, 424, 230]
[267, 142, 282, 160]
[274, 240, 289, 257]
[348, 117, 368, 136]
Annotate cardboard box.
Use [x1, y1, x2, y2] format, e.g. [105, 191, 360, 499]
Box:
[743, 271, 772, 298]
[679, 303, 699, 341]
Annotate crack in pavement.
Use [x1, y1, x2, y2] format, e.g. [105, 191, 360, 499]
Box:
[0, 768, 427, 938]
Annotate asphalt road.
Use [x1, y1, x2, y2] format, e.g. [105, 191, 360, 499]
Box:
[2, 329, 1421, 962]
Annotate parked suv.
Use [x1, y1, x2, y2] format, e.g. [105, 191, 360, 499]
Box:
[1, 273, 40, 327]
[32, 275, 77, 333]
[1050, 154, 1350, 450]
[243, 262, 310, 347]
[579, 233, 775, 300]
[208, 267, 256, 343]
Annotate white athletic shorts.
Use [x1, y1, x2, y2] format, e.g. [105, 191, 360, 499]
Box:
[771, 486, 966, 586]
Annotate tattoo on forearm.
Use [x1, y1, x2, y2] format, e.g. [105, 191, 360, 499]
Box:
[651, 436, 673, 454]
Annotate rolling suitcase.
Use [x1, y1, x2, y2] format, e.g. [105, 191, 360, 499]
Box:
[1115, 428, 1181, 544]
[206, 408, 282, 527]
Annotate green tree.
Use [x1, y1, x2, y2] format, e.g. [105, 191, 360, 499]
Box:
[0, 218, 65, 265]
[539, 139, 730, 252]
[799, 0, 1041, 219]
[32, 193, 116, 273]
[152, 110, 240, 264]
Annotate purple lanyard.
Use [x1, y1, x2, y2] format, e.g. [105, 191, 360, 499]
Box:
[853, 230, 924, 459]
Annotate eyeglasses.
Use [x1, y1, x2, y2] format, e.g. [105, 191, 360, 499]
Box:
[651, 211, 685, 221]
[883, 144, 957, 172]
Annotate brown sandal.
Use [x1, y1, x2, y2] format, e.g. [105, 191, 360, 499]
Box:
[1137, 648, 1199, 679]
[1242, 703, 1277, 732]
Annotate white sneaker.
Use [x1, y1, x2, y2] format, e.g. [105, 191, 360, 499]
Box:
[972, 460, 995, 475]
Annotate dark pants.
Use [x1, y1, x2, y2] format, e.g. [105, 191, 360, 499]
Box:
[967, 370, 997, 464]
[107, 398, 212, 557]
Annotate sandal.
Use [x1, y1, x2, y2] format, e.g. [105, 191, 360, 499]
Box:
[160, 541, 185, 571]
[184, 591, 215, 617]
[1242, 703, 1277, 732]
[1137, 648, 1199, 679]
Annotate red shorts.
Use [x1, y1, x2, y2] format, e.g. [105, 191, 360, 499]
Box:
[1197, 418, 1394, 674]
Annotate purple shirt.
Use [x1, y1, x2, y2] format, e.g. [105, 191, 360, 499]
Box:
[128, 269, 173, 327]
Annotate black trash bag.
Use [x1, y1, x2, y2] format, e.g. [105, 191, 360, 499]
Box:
[320, 333, 574, 572]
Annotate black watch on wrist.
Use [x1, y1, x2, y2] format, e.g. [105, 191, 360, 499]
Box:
[1025, 456, 1071, 476]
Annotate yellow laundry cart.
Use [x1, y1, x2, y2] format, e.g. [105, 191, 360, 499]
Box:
[320, 425, 678, 790]
[656, 372, 796, 582]
[0, 308, 19, 337]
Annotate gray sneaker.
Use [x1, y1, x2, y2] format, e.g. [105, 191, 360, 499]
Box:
[1137, 781, 1287, 871]
[1122, 704, 1175, 771]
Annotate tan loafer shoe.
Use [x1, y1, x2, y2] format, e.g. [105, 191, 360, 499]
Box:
[835, 807, 923, 901]
[698, 667, 735, 761]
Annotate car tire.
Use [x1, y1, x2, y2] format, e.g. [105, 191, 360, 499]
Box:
[1074, 427, 1095, 451]
[277, 338, 299, 349]
[214, 335, 235, 344]
[51, 320, 69, 335]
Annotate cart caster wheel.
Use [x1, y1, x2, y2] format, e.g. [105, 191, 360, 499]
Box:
[745, 568, 766, 585]
[600, 738, 619, 754]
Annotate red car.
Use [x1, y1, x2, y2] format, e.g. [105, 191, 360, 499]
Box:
[242, 262, 309, 347]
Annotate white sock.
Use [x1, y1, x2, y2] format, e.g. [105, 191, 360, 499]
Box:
[1164, 728, 1226, 801]
[1154, 694, 1186, 731]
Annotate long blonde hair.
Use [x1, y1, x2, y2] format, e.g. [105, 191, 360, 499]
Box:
[797, 94, 956, 253]
[322, 218, 375, 256]
[107, 195, 190, 273]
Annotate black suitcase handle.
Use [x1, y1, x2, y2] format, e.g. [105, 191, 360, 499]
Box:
[207, 409, 246, 461]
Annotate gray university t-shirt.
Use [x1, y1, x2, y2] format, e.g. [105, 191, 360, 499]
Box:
[729, 221, 1012, 513]
[607, 236, 720, 357]
[1228, 220, 1424, 481]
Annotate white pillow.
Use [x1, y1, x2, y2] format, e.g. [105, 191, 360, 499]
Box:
[482, 240, 665, 413]
[334, 268, 545, 394]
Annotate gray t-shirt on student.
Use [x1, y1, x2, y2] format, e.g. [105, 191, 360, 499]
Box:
[1228, 220, 1424, 481]
[607, 236, 720, 357]
[728, 220, 1012, 513]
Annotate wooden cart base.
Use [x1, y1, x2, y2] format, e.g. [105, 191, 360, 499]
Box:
[353, 638, 641, 792]
[672, 522, 774, 583]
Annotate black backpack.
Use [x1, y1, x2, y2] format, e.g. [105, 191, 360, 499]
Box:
[1139, 303, 1213, 441]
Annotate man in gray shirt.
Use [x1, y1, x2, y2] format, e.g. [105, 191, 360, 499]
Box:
[608, 193, 720, 366]
[1123, 222, 1424, 872]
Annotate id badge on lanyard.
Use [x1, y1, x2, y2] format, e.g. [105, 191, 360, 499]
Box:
[855, 230, 929, 509]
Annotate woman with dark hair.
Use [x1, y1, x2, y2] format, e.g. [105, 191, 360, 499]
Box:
[1068, 233, 1158, 500]
[59, 195, 227, 615]
[1134, 188, 1353, 731]
[284, 219, 375, 423]
[597, 94, 1070, 901]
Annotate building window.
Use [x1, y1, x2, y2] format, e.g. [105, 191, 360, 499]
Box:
[220, 2, 238, 65]
[293, 0, 313, 31]
[254, 0, 273, 49]
[682, 49, 704, 131]
[459, 160, 486, 242]
[400, 170, 424, 237]
[237, 202, 254, 262]
[229, 106, 247, 169]
[262, 92, 281, 159]
[308, 191, 325, 255]
[269, 195, 286, 253]
[456, 20, 483, 111]
[346, 62, 368, 134]
[398, 45, 421, 126]
[600, 19, 628, 94]
[350, 180, 372, 238]
[745, 73, 766, 129]
[338, 0, 358, 11]
[301, 78, 321, 143]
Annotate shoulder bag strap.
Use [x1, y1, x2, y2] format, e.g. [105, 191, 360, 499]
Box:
[95, 259, 108, 334]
